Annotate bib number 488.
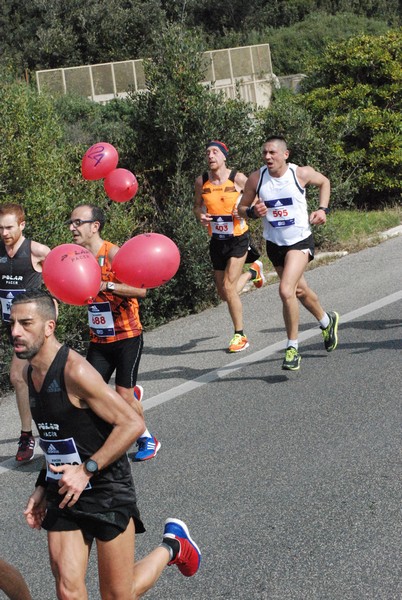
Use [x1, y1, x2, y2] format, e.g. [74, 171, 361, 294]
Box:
[92, 315, 106, 325]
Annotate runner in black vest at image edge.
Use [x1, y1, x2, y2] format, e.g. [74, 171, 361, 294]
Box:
[0, 203, 50, 461]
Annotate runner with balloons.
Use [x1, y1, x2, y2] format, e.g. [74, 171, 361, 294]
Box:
[42, 143, 181, 459]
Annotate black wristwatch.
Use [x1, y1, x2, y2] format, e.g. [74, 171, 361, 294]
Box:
[84, 458, 99, 475]
[318, 206, 329, 214]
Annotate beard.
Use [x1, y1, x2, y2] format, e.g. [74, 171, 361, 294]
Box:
[14, 336, 45, 360]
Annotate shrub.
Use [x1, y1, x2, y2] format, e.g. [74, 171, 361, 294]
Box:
[300, 30, 402, 206]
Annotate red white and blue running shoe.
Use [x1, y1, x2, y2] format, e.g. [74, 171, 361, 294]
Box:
[163, 518, 201, 577]
[133, 435, 161, 461]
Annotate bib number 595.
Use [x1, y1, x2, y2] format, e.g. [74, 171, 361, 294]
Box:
[272, 209, 288, 218]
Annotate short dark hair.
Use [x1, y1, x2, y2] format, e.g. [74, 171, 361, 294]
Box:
[265, 135, 288, 147]
[12, 290, 57, 321]
[74, 204, 106, 232]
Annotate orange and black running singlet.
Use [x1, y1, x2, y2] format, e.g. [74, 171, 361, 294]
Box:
[201, 169, 248, 239]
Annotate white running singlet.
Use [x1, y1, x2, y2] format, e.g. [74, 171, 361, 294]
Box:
[257, 163, 311, 246]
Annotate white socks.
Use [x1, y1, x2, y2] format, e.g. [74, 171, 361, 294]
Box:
[319, 313, 330, 329]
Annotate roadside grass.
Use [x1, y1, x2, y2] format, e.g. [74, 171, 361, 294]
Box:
[319, 205, 402, 251]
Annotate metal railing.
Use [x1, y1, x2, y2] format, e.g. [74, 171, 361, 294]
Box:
[35, 44, 277, 107]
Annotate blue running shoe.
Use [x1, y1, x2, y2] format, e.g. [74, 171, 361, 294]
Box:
[133, 435, 161, 461]
[163, 518, 201, 577]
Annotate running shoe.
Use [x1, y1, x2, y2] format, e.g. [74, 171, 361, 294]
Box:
[133, 435, 161, 461]
[133, 384, 144, 402]
[16, 434, 35, 462]
[228, 333, 249, 353]
[282, 346, 301, 371]
[250, 260, 266, 289]
[321, 311, 339, 352]
[163, 518, 201, 577]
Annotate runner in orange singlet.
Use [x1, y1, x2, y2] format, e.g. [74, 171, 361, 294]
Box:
[68, 204, 160, 461]
[194, 141, 265, 353]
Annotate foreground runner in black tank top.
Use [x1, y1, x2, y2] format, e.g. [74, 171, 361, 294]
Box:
[10, 290, 201, 599]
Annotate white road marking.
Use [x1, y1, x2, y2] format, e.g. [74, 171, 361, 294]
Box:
[141, 290, 402, 410]
[1, 290, 401, 474]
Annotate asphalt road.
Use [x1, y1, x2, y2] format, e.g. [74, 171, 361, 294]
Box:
[0, 234, 401, 600]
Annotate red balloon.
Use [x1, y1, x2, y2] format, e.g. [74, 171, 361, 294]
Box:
[43, 244, 101, 305]
[112, 233, 180, 289]
[81, 142, 119, 180]
[104, 168, 139, 203]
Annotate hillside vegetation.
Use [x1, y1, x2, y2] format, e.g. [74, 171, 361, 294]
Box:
[0, 5, 401, 388]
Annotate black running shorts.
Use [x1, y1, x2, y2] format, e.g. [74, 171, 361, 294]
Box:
[209, 232, 249, 271]
[42, 504, 145, 543]
[266, 234, 315, 268]
[86, 334, 143, 388]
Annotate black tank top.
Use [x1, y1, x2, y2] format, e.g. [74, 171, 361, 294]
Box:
[28, 345, 138, 516]
[0, 238, 42, 322]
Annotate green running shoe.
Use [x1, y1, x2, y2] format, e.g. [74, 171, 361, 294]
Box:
[282, 346, 301, 371]
[321, 311, 339, 352]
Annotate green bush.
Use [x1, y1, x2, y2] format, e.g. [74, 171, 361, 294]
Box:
[265, 12, 391, 75]
[300, 30, 402, 206]
[256, 88, 359, 211]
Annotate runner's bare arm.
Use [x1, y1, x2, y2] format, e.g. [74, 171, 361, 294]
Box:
[297, 166, 331, 225]
[30, 241, 51, 271]
[49, 350, 145, 506]
[99, 243, 147, 298]
[238, 171, 267, 218]
[194, 177, 211, 227]
[234, 171, 248, 193]
[65, 351, 145, 465]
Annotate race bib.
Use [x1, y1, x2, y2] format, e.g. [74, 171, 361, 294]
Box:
[88, 301, 115, 337]
[264, 197, 295, 228]
[39, 437, 92, 489]
[0, 289, 25, 322]
[211, 215, 234, 239]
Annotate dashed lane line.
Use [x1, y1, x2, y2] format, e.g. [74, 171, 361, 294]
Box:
[140, 289, 402, 409]
[1, 290, 401, 475]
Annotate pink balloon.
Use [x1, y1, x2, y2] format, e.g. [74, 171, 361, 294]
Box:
[43, 244, 101, 305]
[81, 142, 119, 180]
[104, 168, 139, 203]
[112, 233, 180, 289]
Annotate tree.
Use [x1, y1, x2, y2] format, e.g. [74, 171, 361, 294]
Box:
[1, 0, 400, 75]
[116, 23, 260, 323]
[0, 0, 167, 71]
[299, 30, 402, 206]
[264, 11, 391, 75]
